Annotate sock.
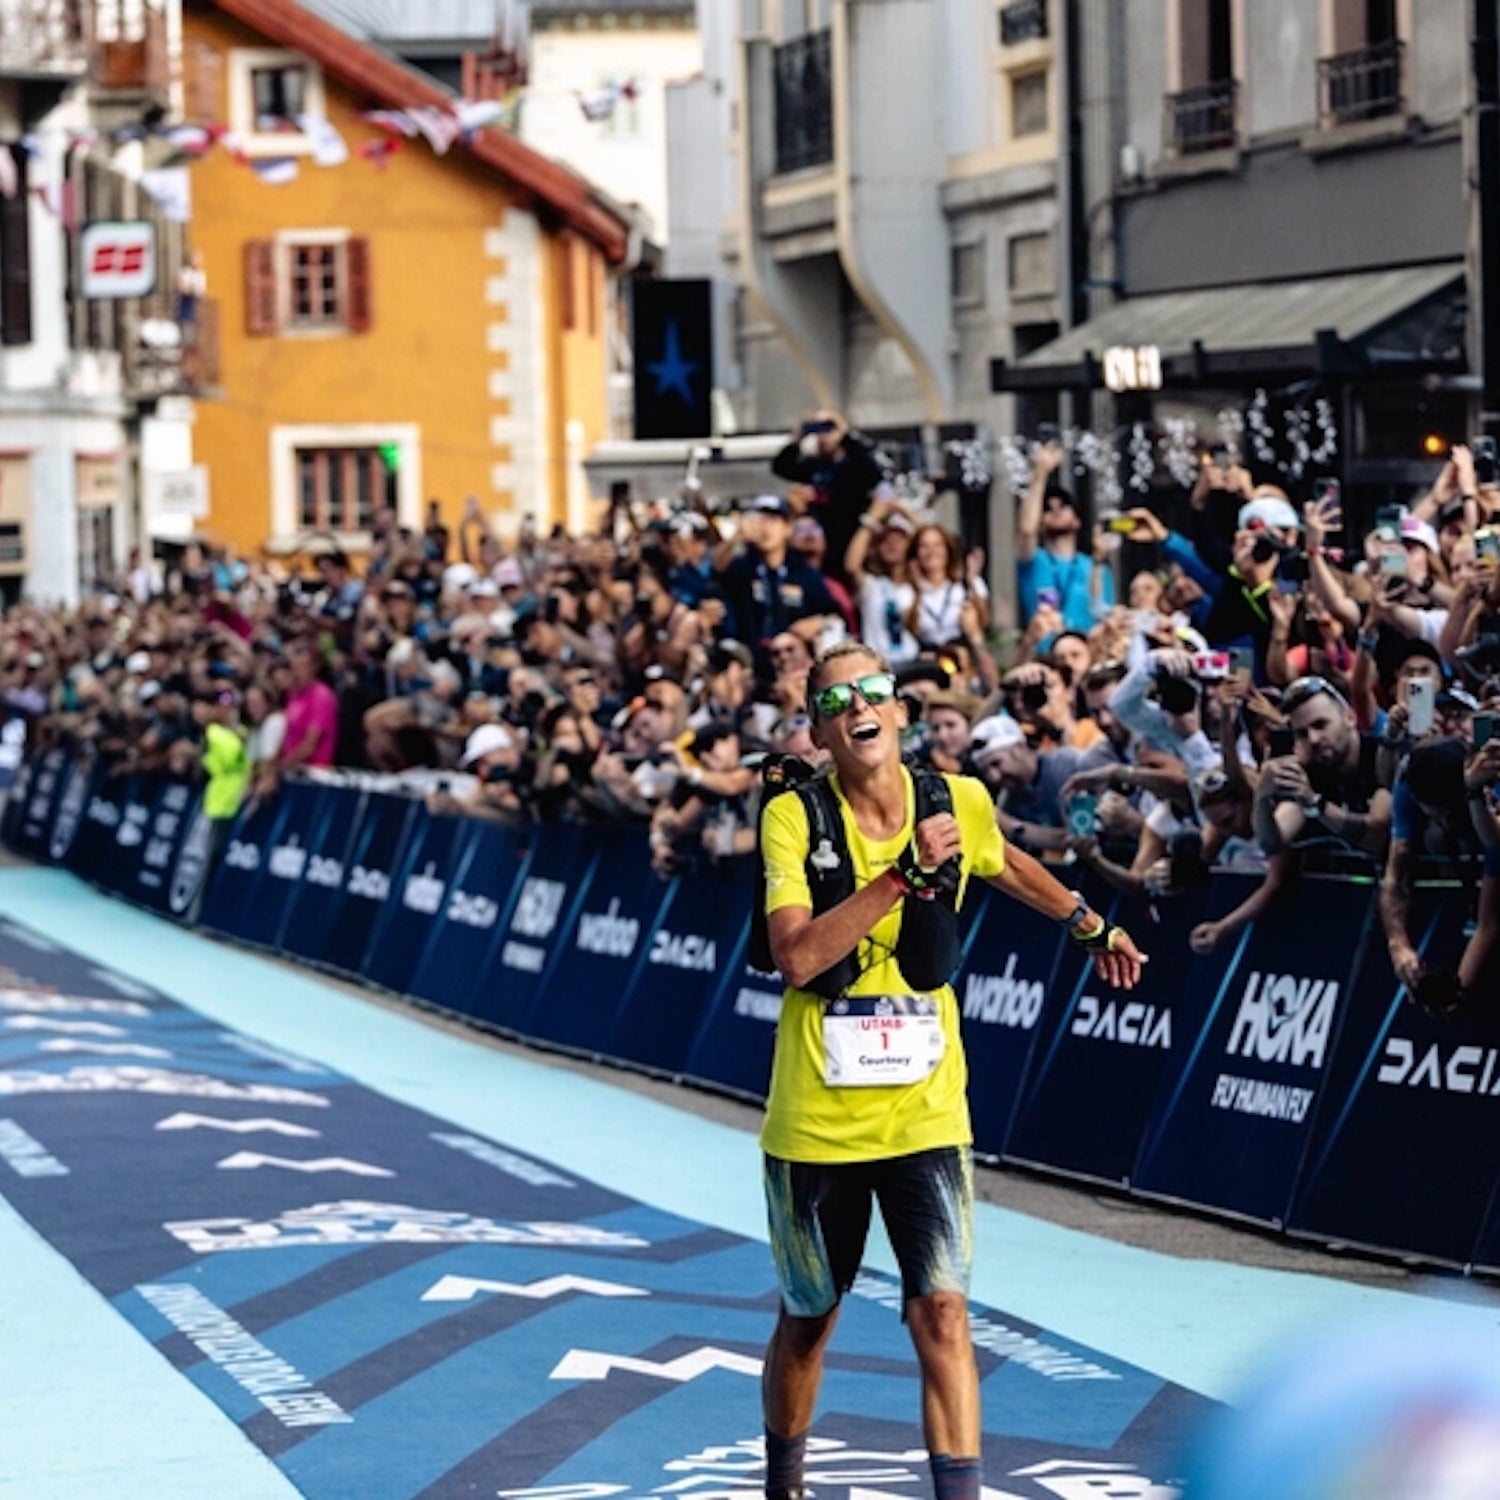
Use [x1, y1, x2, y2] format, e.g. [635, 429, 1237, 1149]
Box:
[764, 1427, 808, 1495]
[930, 1453, 981, 1500]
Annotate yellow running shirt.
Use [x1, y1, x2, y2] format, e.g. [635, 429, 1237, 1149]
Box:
[759, 768, 1006, 1164]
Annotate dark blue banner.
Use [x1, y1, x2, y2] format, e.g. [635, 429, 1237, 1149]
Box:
[310, 793, 421, 979]
[605, 854, 756, 1077]
[1289, 878, 1499, 1267]
[44, 753, 96, 867]
[128, 779, 204, 914]
[0, 711, 27, 791]
[1003, 882, 1214, 1186]
[197, 791, 296, 947]
[62, 762, 129, 883]
[407, 820, 526, 1019]
[1130, 874, 1376, 1227]
[476, 825, 600, 1037]
[363, 811, 479, 998]
[12, 746, 70, 858]
[278, 786, 370, 964]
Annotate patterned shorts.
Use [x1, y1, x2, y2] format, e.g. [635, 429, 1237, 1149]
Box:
[763, 1146, 974, 1319]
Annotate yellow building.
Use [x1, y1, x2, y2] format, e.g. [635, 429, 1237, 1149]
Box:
[183, 0, 629, 559]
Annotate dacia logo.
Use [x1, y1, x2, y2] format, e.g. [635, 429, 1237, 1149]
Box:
[962, 955, 1044, 1029]
[649, 931, 716, 971]
[511, 878, 566, 939]
[1378, 1038, 1500, 1096]
[224, 839, 261, 871]
[347, 864, 391, 900]
[1226, 971, 1338, 1071]
[447, 890, 499, 930]
[1072, 995, 1170, 1049]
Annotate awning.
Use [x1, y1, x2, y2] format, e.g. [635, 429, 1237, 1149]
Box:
[583, 435, 787, 502]
[993, 262, 1466, 391]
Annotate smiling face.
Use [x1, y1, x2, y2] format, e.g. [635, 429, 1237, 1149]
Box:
[808, 645, 904, 773]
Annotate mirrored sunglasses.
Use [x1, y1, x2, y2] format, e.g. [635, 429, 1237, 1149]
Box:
[810, 671, 896, 719]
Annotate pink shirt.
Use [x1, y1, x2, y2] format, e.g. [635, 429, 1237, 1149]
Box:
[283, 679, 339, 767]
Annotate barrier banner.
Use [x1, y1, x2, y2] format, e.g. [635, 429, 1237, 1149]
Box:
[956, 883, 1070, 1161]
[0, 748, 32, 845]
[605, 854, 757, 1077]
[1002, 882, 1213, 1186]
[208, 780, 331, 948]
[0, 713, 26, 791]
[277, 785, 369, 963]
[312, 791, 420, 978]
[476, 825, 600, 1036]
[44, 753, 97, 867]
[519, 826, 662, 1054]
[1291, 878, 1500, 1267]
[62, 763, 129, 882]
[680, 944, 781, 1102]
[362, 810, 478, 997]
[1130, 874, 1375, 1227]
[407, 819, 526, 1018]
[196, 791, 294, 946]
[127, 779, 202, 914]
[11, 746, 70, 858]
[105, 772, 167, 901]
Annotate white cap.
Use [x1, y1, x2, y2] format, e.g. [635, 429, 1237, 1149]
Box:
[460, 723, 515, 766]
[1238, 494, 1301, 533]
[443, 562, 478, 592]
[969, 714, 1025, 762]
[493, 557, 526, 588]
[1399, 515, 1441, 556]
[124, 650, 152, 674]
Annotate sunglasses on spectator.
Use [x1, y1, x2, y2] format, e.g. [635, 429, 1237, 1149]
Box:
[810, 671, 897, 719]
[1083, 660, 1127, 691]
[1281, 675, 1348, 715]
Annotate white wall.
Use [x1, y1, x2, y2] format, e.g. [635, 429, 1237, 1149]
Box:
[521, 23, 702, 243]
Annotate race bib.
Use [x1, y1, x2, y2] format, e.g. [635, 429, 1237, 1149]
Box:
[822, 995, 945, 1088]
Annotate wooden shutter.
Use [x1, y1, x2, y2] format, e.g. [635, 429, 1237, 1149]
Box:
[185, 40, 224, 123]
[243, 239, 277, 335]
[345, 237, 372, 333]
[0, 147, 32, 347]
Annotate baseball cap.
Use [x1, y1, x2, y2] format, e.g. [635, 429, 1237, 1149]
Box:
[443, 562, 478, 592]
[124, 650, 152, 674]
[708, 639, 754, 673]
[749, 494, 792, 519]
[459, 723, 515, 767]
[670, 510, 709, 534]
[493, 557, 526, 589]
[878, 510, 917, 535]
[1238, 494, 1301, 533]
[969, 714, 1025, 763]
[1399, 515, 1441, 556]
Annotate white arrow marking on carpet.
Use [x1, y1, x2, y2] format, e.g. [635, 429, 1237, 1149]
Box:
[422, 1274, 648, 1304]
[38, 1038, 170, 1058]
[5, 1017, 127, 1037]
[88, 969, 155, 1000]
[216, 1152, 393, 1177]
[550, 1347, 763, 1383]
[156, 1113, 323, 1138]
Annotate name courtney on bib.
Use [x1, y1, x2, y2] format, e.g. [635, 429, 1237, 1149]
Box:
[822, 995, 945, 1087]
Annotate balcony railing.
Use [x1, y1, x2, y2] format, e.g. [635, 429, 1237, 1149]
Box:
[773, 28, 833, 175]
[1318, 38, 1404, 129]
[1164, 78, 1238, 155]
[91, 0, 169, 93]
[999, 0, 1048, 47]
[0, 0, 87, 77]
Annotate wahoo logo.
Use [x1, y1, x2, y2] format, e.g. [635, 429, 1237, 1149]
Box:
[1378, 1038, 1500, 1096]
[305, 855, 343, 889]
[117, 804, 150, 848]
[347, 865, 390, 901]
[734, 988, 782, 1022]
[512, 878, 566, 939]
[269, 838, 307, 881]
[962, 955, 1044, 1029]
[447, 890, 499, 930]
[1226, 971, 1338, 1071]
[223, 839, 261, 872]
[576, 899, 640, 957]
[649, 931, 716, 971]
[402, 862, 445, 916]
[1072, 995, 1170, 1049]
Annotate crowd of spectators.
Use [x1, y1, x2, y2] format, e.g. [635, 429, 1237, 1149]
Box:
[5, 414, 1499, 1010]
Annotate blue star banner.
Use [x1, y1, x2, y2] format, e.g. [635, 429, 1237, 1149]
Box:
[633, 278, 713, 440]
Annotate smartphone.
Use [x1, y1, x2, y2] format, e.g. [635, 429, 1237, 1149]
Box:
[1106, 515, 1138, 534]
[1313, 478, 1341, 507]
[1228, 646, 1255, 682]
[1036, 587, 1061, 610]
[1476, 527, 1500, 569]
[1473, 435, 1498, 485]
[1065, 791, 1097, 840]
[1268, 725, 1295, 758]
[1379, 547, 1409, 579]
[1408, 678, 1436, 737]
[1312, 478, 1343, 527]
[1475, 712, 1495, 748]
[1374, 503, 1407, 541]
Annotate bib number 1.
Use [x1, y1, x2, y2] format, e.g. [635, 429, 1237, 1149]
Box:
[822, 995, 945, 1087]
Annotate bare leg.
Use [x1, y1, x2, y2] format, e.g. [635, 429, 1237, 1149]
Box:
[762, 1302, 839, 1440]
[907, 1290, 980, 1458]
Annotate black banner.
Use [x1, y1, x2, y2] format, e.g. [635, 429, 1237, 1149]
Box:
[632, 277, 712, 440]
[278, 785, 370, 964]
[197, 791, 293, 947]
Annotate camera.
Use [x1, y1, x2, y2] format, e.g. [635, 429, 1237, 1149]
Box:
[1473, 435, 1498, 486]
[1036, 421, 1060, 445]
